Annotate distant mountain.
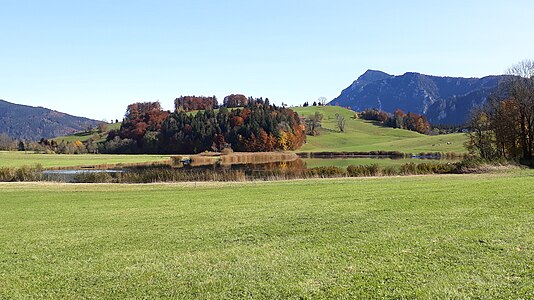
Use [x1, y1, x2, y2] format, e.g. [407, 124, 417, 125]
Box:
[329, 70, 507, 125]
[0, 99, 100, 141]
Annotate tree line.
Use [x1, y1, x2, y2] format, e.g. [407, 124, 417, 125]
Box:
[359, 108, 431, 134]
[466, 60, 534, 162]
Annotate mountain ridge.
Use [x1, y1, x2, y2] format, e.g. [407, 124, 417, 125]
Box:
[329, 70, 507, 124]
[0, 99, 101, 141]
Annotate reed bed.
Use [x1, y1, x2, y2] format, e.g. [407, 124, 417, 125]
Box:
[190, 156, 220, 167]
[0, 165, 43, 182]
[220, 152, 298, 165]
[171, 152, 299, 168]
[0, 158, 521, 183]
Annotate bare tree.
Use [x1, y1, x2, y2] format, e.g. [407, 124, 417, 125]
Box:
[97, 122, 109, 133]
[335, 113, 346, 132]
[305, 112, 323, 136]
[0, 133, 16, 151]
[318, 97, 327, 106]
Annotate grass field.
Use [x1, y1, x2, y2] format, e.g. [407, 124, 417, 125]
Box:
[292, 106, 467, 153]
[0, 151, 170, 168]
[302, 157, 460, 169]
[1, 171, 532, 299]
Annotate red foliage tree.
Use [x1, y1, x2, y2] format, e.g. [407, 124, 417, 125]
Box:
[174, 96, 218, 112]
[230, 116, 244, 127]
[223, 94, 248, 108]
[120, 101, 169, 141]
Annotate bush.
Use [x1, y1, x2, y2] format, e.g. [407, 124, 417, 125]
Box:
[74, 172, 114, 183]
[306, 166, 345, 178]
[453, 157, 514, 173]
[382, 166, 399, 176]
[399, 162, 457, 175]
[0, 167, 15, 181]
[347, 164, 382, 177]
[399, 163, 418, 175]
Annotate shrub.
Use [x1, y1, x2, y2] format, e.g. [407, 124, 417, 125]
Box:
[347, 164, 382, 177]
[399, 163, 418, 175]
[382, 166, 399, 176]
[74, 172, 114, 183]
[306, 166, 345, 178]
[0, 167, 16, 181]
[399, 162, 457, 175]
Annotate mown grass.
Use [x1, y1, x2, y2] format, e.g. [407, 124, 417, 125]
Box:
[0, 170, 532, 299]
[292, 106, 467, 153]
[303, 157, 460, 169]
[0, 151, 170, 168]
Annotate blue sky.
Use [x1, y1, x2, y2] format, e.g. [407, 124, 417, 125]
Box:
[1, 0, 533, 120]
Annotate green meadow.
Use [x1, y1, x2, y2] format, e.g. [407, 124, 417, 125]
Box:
[302, 157, 460, 169]
[292, 106, 467, 153]
[1, 170, 532, 299]
[0, 151, 170, 168]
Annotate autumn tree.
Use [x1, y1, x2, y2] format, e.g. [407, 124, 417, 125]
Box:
[466, 60, 534, 160]
[223, 94, 248, 108]
[503, 60, 534, 159]
[393, 109, 406, 128]
[174, 96, 218, 111]
[118, 101, 169, 150]
[465, 108, 497, 159]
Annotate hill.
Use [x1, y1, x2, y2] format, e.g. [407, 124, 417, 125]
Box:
[0, 99, 101, 141]
[330, 70, 508, 125]
[292, 106, 467, 153]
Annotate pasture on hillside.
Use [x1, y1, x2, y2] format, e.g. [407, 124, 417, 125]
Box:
[0, 170, 532, 299]
[292, 106, 467, 153]
[53, 122, 122, 143]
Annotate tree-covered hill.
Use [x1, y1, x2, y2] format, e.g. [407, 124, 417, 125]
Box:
[0, 99, 100, 141]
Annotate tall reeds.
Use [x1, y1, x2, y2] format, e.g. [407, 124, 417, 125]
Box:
[0, 165, 43, 182]
[0, 158, 517, 183]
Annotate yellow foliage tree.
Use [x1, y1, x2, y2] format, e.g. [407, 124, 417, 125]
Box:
[277, 131, 292, 151]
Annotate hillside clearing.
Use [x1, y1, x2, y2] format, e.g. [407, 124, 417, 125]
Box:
[53, 122, 122, 143]
[292, 106, 467, 153]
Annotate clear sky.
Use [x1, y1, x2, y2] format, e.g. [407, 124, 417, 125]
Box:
[1, 0, 533, 120]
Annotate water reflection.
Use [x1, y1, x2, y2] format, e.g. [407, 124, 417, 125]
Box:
[41, 156, 458, 182]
